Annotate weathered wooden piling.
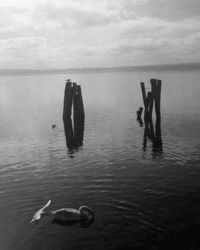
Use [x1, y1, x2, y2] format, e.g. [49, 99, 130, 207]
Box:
[155, 79, 162, 119]
[137, 107, 143, 119]
[63, 80, 74, 151]
[73, 84, 85, 123]
[140, 82, 147, 108]
[140, 79, 162, 120]
[140, 79, 162, 157]
[63, 80, 85, 152]
[63, 79, 73, 120]
[73, 83, 84, 147]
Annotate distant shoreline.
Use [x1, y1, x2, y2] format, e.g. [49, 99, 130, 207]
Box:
[0, 62, 200, 77]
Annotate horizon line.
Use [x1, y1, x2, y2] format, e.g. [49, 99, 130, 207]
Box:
[0, 62, 200, 76]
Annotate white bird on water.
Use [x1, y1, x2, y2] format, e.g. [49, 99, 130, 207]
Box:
[30, 201, 94, 224]
[30, 200, 51, 223]
[50, 206, 94, 223]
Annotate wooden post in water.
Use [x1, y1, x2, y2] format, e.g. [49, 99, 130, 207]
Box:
[140, 82, 147, 108]
[148, 91, 153, 118]
[140, 78, 163, 158]
[73, 83, 85, 147]
[137, 107, 143, 119]
[150, 78, 156, 108]
[63, 79, 73, 120]
[63, 79, 75, 151]
[140, 82, 149, 119]
[140, 79, 162, 120]
[76, 85, 85, 120]
[155, 79, 162, 120]
[63, 80, 85, 152]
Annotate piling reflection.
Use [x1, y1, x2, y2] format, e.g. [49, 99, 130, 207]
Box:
[51, 217, 94, 228]
[63, 116, 84, 154]
[142, 117, 163, 158]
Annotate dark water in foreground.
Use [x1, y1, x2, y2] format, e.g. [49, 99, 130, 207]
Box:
[0, 70, 200, 250]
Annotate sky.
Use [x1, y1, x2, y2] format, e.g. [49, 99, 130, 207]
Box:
[0, 0, 200, 69]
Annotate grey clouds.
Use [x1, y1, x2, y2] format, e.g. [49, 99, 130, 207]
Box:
[0, 0, 200, 69]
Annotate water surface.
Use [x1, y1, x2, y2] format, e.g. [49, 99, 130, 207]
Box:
[0, 69, 200, 249]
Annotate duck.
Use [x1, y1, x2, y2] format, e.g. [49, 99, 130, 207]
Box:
[52, 124, 56, 129]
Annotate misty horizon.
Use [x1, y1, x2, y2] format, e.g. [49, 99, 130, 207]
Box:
[0, 62, 200, 76]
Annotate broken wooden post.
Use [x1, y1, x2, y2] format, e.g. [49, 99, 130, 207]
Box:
[63, 80, 75, 151]
[140, 79, 162, 120]
[148, 91, 153, 118]
[137, 106, 143, 119]
[63, 79, 73, 120]
[63, 80, 85, 152]
[75, 85, 85, 120]
[73, 83, 84, 147]
[140, 79, 162, 157]
[144, 91, 151, 121]
[155, 79, 161, 120]
[150, 78, 156, 114]
[140, 82, 147, 108]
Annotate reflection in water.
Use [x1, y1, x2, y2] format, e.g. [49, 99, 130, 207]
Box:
[63, 117, 84, 154]
[142, 117, 163, 158]
[51, 217, 94, 228]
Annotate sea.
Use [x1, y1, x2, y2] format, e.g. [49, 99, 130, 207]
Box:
[0, 67, 200, 250]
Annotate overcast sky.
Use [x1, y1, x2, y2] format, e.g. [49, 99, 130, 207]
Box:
[0, 0, 200, 69]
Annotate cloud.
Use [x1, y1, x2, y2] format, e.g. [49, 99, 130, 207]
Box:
[123, 0, 200, 21]
[0, 0, 199, 68]
[0, 37, 47, 68]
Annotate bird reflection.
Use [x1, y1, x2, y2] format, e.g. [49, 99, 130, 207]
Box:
[51, 217, 94, 228]
[142, 116, 163, 158]
[63, 117, 84, 155]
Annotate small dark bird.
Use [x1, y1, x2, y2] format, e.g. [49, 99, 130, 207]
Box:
[52, 124, 56, 129]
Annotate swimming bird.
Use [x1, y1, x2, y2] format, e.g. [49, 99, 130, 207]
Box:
[30, 200, 51, 223]
[50, 206, 94, 223]
[30, 201, 94, 225]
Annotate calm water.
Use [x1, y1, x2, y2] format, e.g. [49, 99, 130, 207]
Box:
[0, 70, 200, 250]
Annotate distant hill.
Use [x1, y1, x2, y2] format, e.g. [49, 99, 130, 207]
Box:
[0, 62, 200, 76]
